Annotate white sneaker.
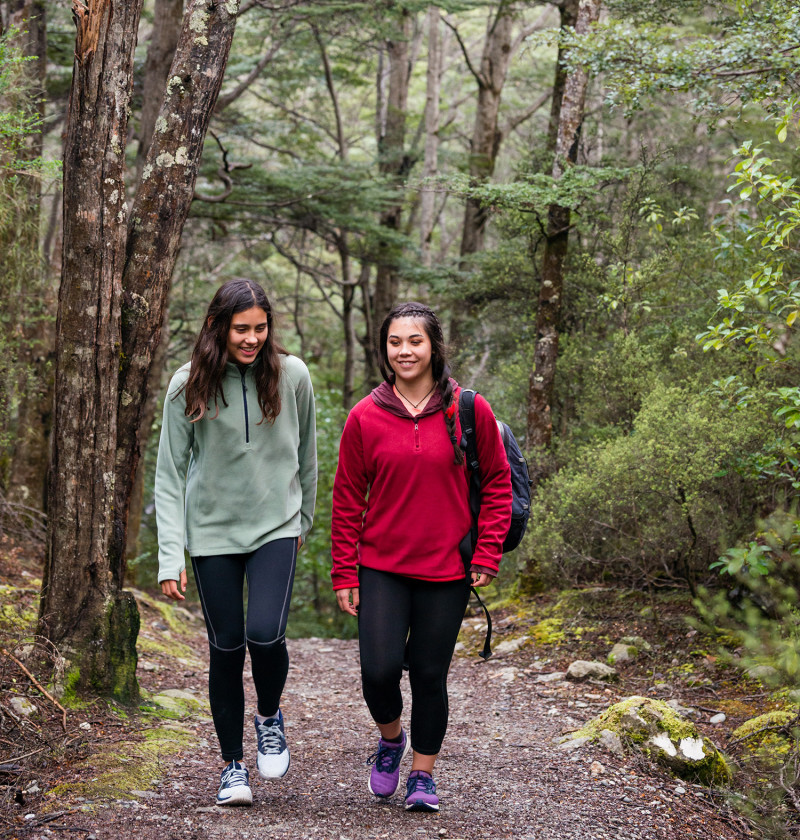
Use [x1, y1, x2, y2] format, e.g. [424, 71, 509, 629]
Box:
[254, 710, 290, 779]
[216, 760, 253, 806]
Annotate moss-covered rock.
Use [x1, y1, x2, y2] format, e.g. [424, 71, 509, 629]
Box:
[731, 708, 800, 764]
[608, 643, 637, 665]
[620, 635, 652, 652]
[568, 695, 732, 785]
[147, 688, 209, 719]
[732, 709, 798, 742]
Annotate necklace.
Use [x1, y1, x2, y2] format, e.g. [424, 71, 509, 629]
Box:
[394, 382, 436, 410]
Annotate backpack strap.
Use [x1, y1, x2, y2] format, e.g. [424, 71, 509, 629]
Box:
[459, 389, 481, 524]
[458, 387, 493, 661]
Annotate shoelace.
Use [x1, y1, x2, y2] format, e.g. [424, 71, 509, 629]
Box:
[366, 740, 405, 772]
[407, 773, 436, 795]
[256, 720, 285, 755]
[221, 764, 248, 788]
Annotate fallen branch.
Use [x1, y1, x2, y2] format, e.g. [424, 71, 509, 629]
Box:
[1, 648, 67, 731]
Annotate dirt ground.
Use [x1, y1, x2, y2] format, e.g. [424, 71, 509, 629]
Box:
[1, 583, 756, 840]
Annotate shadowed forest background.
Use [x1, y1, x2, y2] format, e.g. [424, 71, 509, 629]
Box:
[2, 0, 800, 833]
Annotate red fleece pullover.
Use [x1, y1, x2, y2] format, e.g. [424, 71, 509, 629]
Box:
[331, 381, 511, 590]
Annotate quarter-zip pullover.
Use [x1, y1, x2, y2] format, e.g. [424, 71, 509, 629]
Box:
[155, 355, 317, 584]
[330, 380, 511, 590]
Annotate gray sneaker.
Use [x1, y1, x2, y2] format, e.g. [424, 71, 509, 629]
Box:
[254, 710, 290, 779]
[216, 760, 252, 806]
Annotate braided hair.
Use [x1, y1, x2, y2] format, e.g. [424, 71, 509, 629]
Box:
[378, 302, 464, 466]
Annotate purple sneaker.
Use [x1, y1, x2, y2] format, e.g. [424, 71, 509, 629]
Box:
[404, 770, 439, 812]
[366, 729, 410, 797]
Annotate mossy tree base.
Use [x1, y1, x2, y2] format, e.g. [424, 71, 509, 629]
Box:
[57, 591, 140, 706]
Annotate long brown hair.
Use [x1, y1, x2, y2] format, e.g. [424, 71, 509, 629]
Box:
[378, 301, 463, 465]
[180, 279, 285, 423]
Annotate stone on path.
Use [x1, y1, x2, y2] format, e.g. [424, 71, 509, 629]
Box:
[535, 671, 567, 683]
[598, 728, 624, 756]
[494, 636, 529, 655]
[566, 660, 618, 681]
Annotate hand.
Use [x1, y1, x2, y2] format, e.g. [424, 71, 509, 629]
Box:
[161, 570, 187, 601]
[470, 572, 494, 588]
[336, 587, 359, 616]
[297, 536, 303, 551]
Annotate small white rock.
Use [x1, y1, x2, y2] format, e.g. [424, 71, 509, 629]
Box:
[535, 671, 567, 683]
[709, 713, 727, 725]
[79, 722, 92, 731]
[10, 697, 37, 717]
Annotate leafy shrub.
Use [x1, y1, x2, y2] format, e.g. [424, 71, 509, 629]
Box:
[521, 382, 774, 589]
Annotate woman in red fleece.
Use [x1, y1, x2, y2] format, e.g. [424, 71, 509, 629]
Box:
[331, 302, 511, 812]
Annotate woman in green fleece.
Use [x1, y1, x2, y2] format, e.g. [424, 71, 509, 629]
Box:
[155, 278, 317, 807]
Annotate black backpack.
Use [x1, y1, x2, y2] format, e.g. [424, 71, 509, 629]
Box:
[459, 388, 532, 554]
[457, 388, 532, 660]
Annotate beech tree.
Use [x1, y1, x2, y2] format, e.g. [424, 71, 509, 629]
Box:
[527, 0, 601, 451]
[39, 0, 239, 701]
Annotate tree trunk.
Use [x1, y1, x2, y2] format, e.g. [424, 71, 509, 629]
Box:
[135, 0, 184, 183]
[449, 2, 515, 348]
[546, 0, 579, 152]
[527, 0, 601, 451]
[40, 0, 144, 702]
[41, 0, 239, 703]
[358, 263, 377, 391]
[339, 238, 356, 410]
[420, 6, 441, 268]
[371, 8, 412, 379]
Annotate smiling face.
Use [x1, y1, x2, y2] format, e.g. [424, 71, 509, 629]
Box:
[225, 306, 269, 365]
[386, 317, 434, 388]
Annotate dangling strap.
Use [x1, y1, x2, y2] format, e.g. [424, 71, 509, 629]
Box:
[470, 585, 493, 660]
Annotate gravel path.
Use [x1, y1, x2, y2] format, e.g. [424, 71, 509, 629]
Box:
[37, 624, 752, 840]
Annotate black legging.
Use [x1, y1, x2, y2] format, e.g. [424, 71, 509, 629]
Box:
[357, 566, 470, 756]
[192, 537, 297, 762]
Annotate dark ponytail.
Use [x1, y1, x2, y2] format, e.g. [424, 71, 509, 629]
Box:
[378, 302, 464, 466]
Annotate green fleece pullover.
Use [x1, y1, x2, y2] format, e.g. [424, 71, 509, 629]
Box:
[155, 354, 317, 583]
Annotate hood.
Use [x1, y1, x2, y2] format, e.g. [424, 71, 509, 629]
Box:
[370, 379, 458, 419]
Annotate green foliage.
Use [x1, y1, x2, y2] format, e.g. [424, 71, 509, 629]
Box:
[710, 541, 772, 577]
[699, 100, 800, 558]
[0, 30, 39, 153]
[439, 164, 634, 218]
[0, 28, 56, 490]
[524, 383, 773, 586]
[699, 105, 800, 364]
[569, 2, 800, 116]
